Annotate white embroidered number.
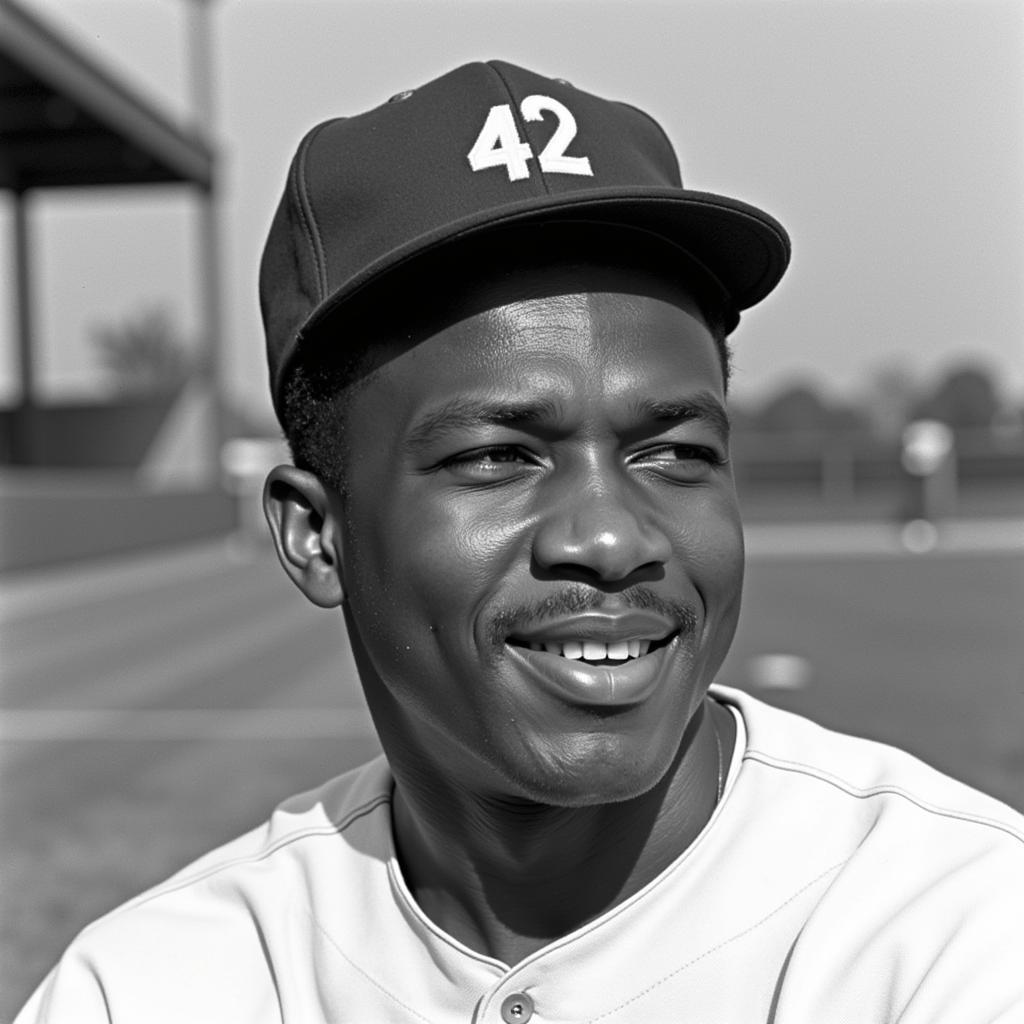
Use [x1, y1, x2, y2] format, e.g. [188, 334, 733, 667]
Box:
[466, 104, 533, 182]
[520, 95, 593, 177]
[467, 95, 594, 182]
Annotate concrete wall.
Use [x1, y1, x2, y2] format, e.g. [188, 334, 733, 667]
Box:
[0, 396, 179, 468]
[0, 471, 234, 572]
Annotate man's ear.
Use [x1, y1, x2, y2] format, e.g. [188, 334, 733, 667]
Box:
[263, 465, 345, 608]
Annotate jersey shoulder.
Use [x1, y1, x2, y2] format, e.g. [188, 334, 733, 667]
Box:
[710, 689, 1024, 1021]
[715, 684, 1024, 847]
[15, 756, 394, 1024]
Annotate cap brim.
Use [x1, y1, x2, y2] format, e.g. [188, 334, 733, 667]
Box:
[298, 185, 790, 347]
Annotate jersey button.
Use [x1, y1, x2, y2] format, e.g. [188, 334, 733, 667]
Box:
[500, 992, 534, 1023]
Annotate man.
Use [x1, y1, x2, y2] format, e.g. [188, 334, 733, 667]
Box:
[18, 61, 1024, 1023]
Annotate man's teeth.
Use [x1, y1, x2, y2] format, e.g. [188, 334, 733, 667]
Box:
[527, 639, 652, 660]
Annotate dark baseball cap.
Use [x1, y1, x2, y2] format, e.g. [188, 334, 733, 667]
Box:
[260, 59, 791, 416]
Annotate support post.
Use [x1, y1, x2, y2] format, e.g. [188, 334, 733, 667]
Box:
[11, 189, 38, 465]
[189, 0, 224, 484]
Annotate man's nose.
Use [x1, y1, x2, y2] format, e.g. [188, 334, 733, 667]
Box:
[531, 472, 672, 583]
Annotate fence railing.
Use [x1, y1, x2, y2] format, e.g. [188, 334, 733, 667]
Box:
[730, 429, 1024, 518]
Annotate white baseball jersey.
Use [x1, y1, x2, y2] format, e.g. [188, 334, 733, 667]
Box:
[17, 686, 1024, 1023]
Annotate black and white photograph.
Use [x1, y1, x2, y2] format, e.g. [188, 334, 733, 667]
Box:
[2, 1, 1022, 1020]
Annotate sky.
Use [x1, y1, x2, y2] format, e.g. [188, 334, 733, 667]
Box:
[2, 0, 1023, 420]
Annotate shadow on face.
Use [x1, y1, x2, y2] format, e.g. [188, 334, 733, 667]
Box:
[297, 220, 733, 396]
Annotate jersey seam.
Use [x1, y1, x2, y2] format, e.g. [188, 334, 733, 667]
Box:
[386, 859, 509, 971]
[586, 859, 847, 1022]
[745, 749, 1024, 846]
[71, 793, 392, 937]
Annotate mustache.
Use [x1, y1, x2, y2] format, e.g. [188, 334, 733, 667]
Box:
[487, 585, 698, 647]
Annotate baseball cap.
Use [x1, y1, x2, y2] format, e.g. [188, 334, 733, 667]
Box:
[260, 59, 790, 416]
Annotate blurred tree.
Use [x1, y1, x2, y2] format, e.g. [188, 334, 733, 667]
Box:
[863, 363, 918, 440]
[92, 307, 193, 396]
[756, 383, 830, 433]
[912, 364, 1000, 432]
[753, 381, 868, 435]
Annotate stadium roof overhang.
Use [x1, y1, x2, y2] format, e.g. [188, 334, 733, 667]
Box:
[1, 0, 218, 467]
[0, 0, 213, 191]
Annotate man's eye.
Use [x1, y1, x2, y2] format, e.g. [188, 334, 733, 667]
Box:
[441, 446, 535, 481]
[632, 444, 725, 481]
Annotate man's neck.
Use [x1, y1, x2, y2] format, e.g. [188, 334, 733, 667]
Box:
[390, 697, 733, 965]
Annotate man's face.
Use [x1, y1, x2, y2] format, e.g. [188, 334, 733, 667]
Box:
[331, 262, 743, 806]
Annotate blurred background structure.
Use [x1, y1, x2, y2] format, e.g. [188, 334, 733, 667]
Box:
[1, 0, 234, 572]
[1, 0, 1022, 1018]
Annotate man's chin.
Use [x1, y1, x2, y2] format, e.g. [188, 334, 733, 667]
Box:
[494, 733, 682, 809]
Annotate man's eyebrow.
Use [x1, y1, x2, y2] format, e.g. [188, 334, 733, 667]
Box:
[631, 391, 731, 442]
[404, 396, 561, 452]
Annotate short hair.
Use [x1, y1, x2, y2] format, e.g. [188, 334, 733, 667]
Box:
[279, 224, 734, 493]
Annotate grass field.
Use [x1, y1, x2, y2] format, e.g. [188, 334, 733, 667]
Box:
[1, 525, 1022, 1021]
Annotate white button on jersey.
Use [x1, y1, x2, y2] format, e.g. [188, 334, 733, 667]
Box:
[500, 992, 533, 1023]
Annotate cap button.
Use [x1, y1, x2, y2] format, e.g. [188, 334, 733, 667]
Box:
[500, 993, 534, 1023]
[388, 89, 415, 103]
[553, 78, 572, 87]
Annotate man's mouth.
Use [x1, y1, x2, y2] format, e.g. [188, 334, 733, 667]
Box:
[504, 626, 680, 707]
[509, 635, 674, 665]
[498, 607, 691, 707]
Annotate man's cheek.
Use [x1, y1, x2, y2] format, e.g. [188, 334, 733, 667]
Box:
[673, 499, 743, 578]
[676, 513, 743, 636]
[409, 498, 532, 582]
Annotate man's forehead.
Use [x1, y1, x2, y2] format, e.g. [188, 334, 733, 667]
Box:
[363, 253, 718, 366]
[347, 285, 728, 449]
[373, 280, 719, 379]
[484, 276, 708, 339]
